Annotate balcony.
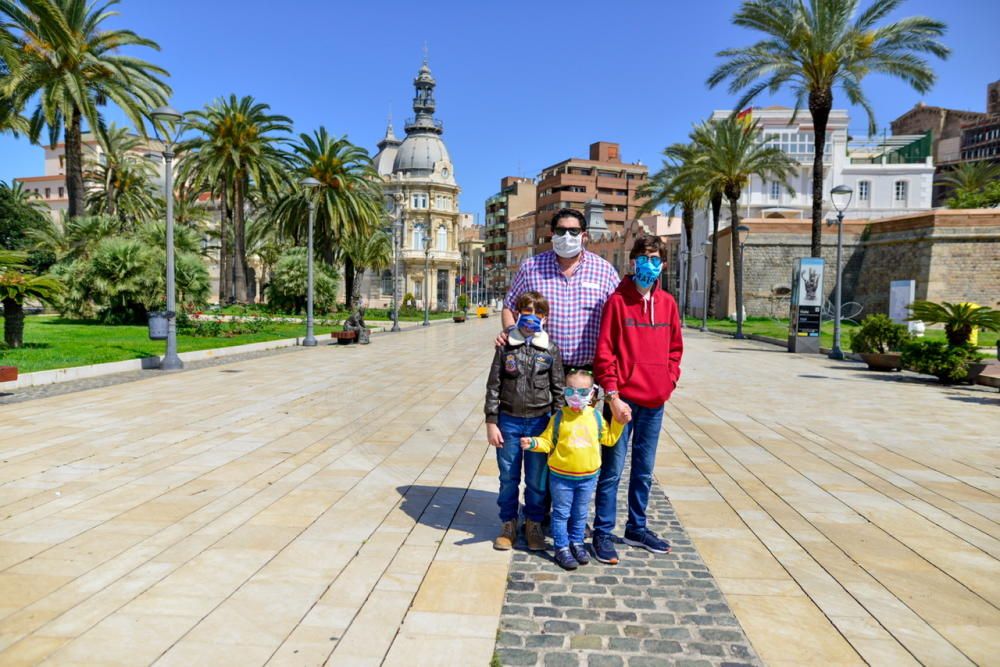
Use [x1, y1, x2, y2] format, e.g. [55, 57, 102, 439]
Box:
[848, 132, 931, 165]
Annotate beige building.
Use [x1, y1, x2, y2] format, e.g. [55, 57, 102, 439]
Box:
[367, 61, 463, 311]
[484, 176, 536, 295]
[14, 132, 166, 221]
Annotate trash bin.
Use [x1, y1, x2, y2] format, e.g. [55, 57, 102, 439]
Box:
[148, 311, 169, 340]
[358, 328, 372, 345]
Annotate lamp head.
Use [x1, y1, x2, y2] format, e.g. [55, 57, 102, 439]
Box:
[300, 177, 321, 190]
[150, 105, 183, 124]
[830, 184, 853, 213]
[736, 224, 750, 246]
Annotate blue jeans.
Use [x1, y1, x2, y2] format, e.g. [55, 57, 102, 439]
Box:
[550, 474, 598, 549]
[496, 412, 550, 523]
[593, 399, 664, 537]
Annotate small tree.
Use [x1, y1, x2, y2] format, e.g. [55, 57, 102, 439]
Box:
[265, 247, 340, 314]
[908, 301, 1000, 347]
[0, 250, 62, 348]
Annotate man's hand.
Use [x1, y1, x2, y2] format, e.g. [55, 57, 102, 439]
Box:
[494, 329, 509, 348]
[487, 423, 504, 448]
[519, 437, 533, 450]
[609, 396, 632, 424]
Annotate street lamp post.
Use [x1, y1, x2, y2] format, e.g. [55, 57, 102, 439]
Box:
[734, 224, 750, 340]
[828, 184, 853, 360]
[300, 177, 320, 347]
[384, 194, 402, 332]
[701, 239, 712, 332]
[150, 105, 184, 370]
[422, 234, 432, 327]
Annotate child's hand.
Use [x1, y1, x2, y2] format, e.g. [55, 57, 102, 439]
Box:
[487, 423, 504, 448]
[520, 437, 533, 450]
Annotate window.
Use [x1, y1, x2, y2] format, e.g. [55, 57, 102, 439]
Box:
[858, 181, 870, 202]
[58, 186, 65, 198]
[412, 226, 426, 250]
[437, 225, 447, 251]
[894, 181, 908, 204]
[380, 270, 393, 295]
[769, 181, 780, 200]
[59, 155, 65, 169]
[45, 187, 51, 198]
[411, 193, 428, 209]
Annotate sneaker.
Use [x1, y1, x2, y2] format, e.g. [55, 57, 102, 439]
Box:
[554, 547, 578, 570]
[623, 527, 671, 554]
[569, 542, 590, 565]
[493, 520, 516, 551]
[591, 533, 619, 564]
[525, 520, 547, 551]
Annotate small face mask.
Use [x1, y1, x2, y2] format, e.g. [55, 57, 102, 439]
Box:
[564, 386, 594, 411]
[552, 229, 584, 258]
[516, 313, 543, 333]
[634, 255, 663, 290]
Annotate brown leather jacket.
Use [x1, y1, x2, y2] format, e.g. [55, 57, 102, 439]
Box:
[485, 332, 565, 424]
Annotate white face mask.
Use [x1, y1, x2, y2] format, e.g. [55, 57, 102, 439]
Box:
[552, 232, 583, 258]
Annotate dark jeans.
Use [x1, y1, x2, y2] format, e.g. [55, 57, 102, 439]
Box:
[550, 474, 597, 549]
[496, 412, 550, 523]
[593, 398, 664, 537]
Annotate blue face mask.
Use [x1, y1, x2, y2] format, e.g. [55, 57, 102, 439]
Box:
[516, 313, 543, 333]
[634, 255, 662, 289]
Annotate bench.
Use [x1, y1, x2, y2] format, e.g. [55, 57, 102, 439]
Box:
[0, 366, 17, 382]
[330, 331, 357, 345]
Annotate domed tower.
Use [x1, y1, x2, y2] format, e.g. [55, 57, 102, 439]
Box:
[368, 60, 461, 312]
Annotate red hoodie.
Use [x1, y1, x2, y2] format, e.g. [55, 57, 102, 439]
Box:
[594, 276, 683, 408]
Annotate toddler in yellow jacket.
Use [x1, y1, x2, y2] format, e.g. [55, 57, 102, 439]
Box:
[521, 370, 626, 570]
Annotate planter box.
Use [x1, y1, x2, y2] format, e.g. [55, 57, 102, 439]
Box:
[0, 366, 17, 382]
[476, 306, 489, 318]
[453, 315, 466, 323]
[858, 352, 902, 371]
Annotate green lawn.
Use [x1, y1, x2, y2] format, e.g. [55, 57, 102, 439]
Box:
[1, 316, 331, 374]
[216, 304, 457, 321]
[685, 316, 999, 350]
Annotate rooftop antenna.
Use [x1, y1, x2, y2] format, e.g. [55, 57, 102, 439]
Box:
[423, 41, 429, 64]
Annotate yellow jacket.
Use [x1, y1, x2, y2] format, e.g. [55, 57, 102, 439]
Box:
[528, 406, 625, 480]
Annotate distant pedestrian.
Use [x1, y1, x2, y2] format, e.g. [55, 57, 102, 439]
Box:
[485, 291, 565, 551]
[520, 369, 626, 570]
[591, 234, 684, 564]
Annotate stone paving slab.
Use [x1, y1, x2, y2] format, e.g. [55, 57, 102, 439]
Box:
[495, 457, 761, 667]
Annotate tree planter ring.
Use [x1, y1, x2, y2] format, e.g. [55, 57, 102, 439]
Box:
[858, 352, 902, 372]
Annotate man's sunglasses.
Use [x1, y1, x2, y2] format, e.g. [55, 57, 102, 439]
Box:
[553, 227, 583, 237]
[563, 387, 593, 398]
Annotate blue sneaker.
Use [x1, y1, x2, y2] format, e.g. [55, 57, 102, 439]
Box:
[623, 527, 671, 554]
[569, 542, 590, 565]
[554, 547, 579, 570]
[591, 533, 619, 564]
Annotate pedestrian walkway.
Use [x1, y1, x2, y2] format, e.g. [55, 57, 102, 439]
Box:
[0, 321, 996, 666]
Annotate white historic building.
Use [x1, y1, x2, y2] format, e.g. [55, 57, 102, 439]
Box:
[361, 61, 462, 311]
[689, 106, 935, 312]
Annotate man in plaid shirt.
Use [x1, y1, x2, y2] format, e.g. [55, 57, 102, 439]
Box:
[499, 209, 621, 369]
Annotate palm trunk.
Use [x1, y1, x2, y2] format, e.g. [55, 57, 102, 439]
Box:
[64, 110, 86, 218]
[708, 191, 722, 317]
[2, 298, 24, 348]
[351, 265, 365, 310]
[808, 89, 832, 259]
[344, 256, 356, 310]
[218, 181, 230, 304]
[683, 203, 694, 317]
[233, 178, 249, 303]
[729, 196, 744, 339]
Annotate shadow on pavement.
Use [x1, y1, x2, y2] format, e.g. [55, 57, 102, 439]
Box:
[947, 394, 1000, 405]
[395, 485, 498, 547]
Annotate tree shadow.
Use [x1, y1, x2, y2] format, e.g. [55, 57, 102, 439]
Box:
[946, 394, 1000, 405]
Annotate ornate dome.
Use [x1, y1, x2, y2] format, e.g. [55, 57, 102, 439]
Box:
[389, 61, 455, 183]
[393, 134, 451, 176]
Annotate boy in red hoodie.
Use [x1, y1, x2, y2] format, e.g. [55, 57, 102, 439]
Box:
[591, 234, 683, 564]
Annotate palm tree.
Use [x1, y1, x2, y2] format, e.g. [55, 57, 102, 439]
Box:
[84, 124, 160, 226]
[908, 301, 1000, 347]
[0, 249, 61, 347]
[0, 21, 28, 135]
[707, 0, 949, 258]
[177, 95, 291, 303]
[688, 117, 797, 337]
[341, 229, 392, 310]
[937, 161, 1000, 201]
[639, 143, 706, 316]
[273, 127, 383, 305]
[0, 0, 170, 218]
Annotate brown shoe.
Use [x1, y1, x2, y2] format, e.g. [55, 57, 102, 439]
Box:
[494, 520, 516, 550]
[525, 519, 547, 551]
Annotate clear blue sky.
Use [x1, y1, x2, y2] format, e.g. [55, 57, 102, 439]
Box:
[2, 0, 998, 217]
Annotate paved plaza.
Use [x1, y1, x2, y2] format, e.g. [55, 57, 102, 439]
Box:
[0, 320, 997, 666]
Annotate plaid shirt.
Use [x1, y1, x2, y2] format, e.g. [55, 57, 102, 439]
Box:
[505, 250, 621, 367]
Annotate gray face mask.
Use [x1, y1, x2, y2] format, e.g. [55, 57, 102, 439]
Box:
[552, 233, 583, 258]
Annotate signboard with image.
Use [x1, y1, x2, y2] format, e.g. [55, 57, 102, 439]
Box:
[788, 257, 825, 353]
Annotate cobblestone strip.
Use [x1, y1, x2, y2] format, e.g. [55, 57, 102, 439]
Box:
[494, 460, 761, 667]
[0, 345, 306, 405]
